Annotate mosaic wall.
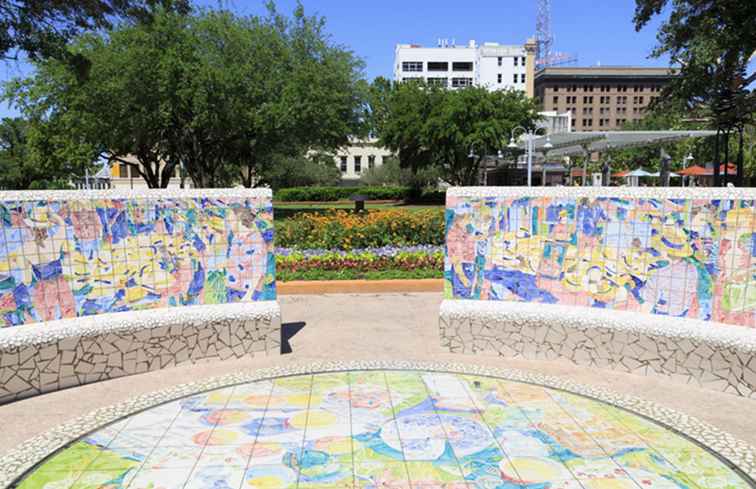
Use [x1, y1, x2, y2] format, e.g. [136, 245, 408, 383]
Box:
[0, 192, 275, 327]
[446, 192, 756, 328]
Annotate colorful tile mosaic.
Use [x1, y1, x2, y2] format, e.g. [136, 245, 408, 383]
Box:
[13, 370, 753, 489]
[0, 192, 275, 327]
[445, 194, 756, 327]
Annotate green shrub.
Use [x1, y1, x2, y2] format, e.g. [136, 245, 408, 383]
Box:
[275, 186, 410, 202]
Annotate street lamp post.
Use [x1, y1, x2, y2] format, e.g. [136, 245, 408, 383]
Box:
[507, 127, 552, 187]
[683, 153, 693, 187]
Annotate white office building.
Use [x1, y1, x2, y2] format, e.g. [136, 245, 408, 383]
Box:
[394, 38, 536, 96]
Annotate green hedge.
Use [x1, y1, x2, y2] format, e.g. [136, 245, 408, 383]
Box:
[275, 186, 410, 202]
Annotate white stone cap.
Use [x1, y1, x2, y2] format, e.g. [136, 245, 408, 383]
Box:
[440, 299, 756, 353]
[446, 186, 756, 200]
[0, 301, 281, 349]
[0, 187, 272, 203]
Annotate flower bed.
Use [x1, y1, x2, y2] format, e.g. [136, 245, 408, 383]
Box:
[275, 245, 444, 281]
[276, 209, 444, 250]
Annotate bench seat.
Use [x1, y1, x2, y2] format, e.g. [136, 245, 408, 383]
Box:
[440, 299, 756, 398]
[0, 302, 280, 403]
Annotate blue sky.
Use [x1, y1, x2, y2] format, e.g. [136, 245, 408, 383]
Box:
[0, 0, 669, 118]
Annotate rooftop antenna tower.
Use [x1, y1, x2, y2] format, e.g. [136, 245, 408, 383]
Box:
[535, 0, 578, 70]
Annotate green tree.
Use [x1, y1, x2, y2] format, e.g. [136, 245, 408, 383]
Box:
[6, 4, 367, 188]
[371, 79, 539, 186]
[0, 0, 190, 72]
[634, 0, 755, 185]
[360, 157, 441, 190]
[0, 117, 72, 189]
[260, 152, 341, 190]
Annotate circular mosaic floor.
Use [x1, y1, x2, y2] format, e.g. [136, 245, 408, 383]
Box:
[14, 370, 754, 489]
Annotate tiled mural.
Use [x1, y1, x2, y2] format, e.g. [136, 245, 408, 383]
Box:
[0, 192, 275, 327]
[445, 193, 756, 328]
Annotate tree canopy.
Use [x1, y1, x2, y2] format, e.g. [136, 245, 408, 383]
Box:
[634, 0, 755, 129]
[6, 3, 367, 188]
[0, 117, 72, 189]
[0, 0, 191, 70]
[370, 79, 539, 186]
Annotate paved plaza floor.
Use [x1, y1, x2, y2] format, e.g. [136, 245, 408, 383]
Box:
[2, 293, 756, 489]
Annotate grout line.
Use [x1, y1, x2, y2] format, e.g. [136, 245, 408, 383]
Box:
[294, 375, 315, 489]
[237, 379, 276, 489]
[382, 371, 414, 489]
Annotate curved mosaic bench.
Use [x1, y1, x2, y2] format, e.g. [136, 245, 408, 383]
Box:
[442, 186, 756, 397]
[440, 300, 756, 397]
[0, 302, 280, 403]
[0, 188, 280, 403]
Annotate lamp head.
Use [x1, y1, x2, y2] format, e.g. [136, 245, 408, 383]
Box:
[497, 150, 504, 159]
[507, 137, 518, 149]
[543, 137, 553, 150]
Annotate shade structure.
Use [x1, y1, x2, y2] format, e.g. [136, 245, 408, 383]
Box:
[648, 171, 681, 177]
[613, 170, 630, 178]
[519, 130, 717, 156]
[677, 163, 737, 176]
[626, 168, 653, 177]
[676, 165, 709, 176]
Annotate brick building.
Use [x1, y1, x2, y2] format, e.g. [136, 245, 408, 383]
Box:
[534, 67, 676, 132]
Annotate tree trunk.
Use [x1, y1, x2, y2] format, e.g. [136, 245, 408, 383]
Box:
[713, 129, 721, 187]
[737, 125, 745, 187]
[723, 130, 730, 185]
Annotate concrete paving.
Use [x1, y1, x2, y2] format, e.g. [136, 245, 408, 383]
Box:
[1, 292, 755, 454]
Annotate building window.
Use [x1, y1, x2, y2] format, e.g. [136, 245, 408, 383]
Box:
[368, 155, 375, 169]
[402, 61, 423, 72]
[571, 119, 576, 127]
[402, 77, 422, 83]
[340, 156, 347, 173]
[520, 73, 526, 83]
[427, 77, 448, 87]
[354, 156, 362, 173]
[427, 61, 448, 71]
[638, 96, 644, 104]
[452, 62, 473, 71]
[553, 86, 558, 92]
[497, 57, 502, 66]
[513, 73, 518, 83]
[451, 77, 473, 88]
[513, 57, 518, 66]
[521, 57, 526, 65]
[497, 73, 502, 84]
[553, 96, 558, 105]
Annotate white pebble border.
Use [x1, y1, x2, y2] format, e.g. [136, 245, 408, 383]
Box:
[0, 302, 281, 403]
[0, 187, 272, 202]
[0, 360, 753, 488]
[447, 185, 756, 200]
[440, 300, 756, 397]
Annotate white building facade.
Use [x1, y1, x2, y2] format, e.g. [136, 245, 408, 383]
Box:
[393, 39, 536, 96]
[333, 138, 395, 185]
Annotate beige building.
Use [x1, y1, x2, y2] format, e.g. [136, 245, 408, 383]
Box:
[108, 156, 188, 189]
[334, 139, 395, 185]
[534, 67, 676, 132]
